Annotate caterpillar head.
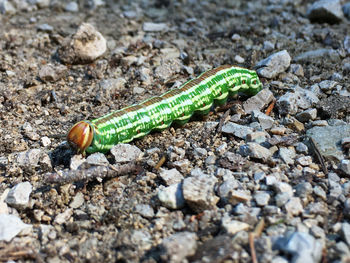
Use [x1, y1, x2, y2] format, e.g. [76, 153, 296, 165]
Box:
[67, 121, 94, 154]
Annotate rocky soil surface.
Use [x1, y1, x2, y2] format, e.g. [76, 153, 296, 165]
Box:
[1, 0, 350, 262]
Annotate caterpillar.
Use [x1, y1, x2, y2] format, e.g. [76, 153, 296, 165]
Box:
[67, 65, 263, 154]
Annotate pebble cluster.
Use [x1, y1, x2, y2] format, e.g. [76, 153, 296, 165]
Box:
[0, 0, 350, 262]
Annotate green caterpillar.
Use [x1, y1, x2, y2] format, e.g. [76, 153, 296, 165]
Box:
[67, 65, 263, 154]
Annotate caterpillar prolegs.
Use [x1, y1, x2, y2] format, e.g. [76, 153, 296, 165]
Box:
[67, 65, 263, 154]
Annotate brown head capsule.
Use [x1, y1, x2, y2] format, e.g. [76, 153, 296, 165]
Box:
[67, 121, 94, 154]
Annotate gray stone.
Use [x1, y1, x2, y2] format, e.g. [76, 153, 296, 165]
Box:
[254, 191, 270, 206]
[294, 49, 340, 63]
[243, 89, 275, 114]
[296, 156, 312, 166]
[58, 23, 107, 64]
[221, 215, 250, 234]
[135, 204, 154, 219]
[69, 192, 84, 209]
[54, 208, 73, 224]
[295, 182, 313, 198]
[218, 178, 239, 203]
[37, 23, 53, 32]
[251, 110, 274, 130]
[143, 22, 168, 32]
[0, 0, 16, 14]
[256, 50, 291, 78]
[246, 131, 268, 144]
[239, 143, 267, 161]
[296, 109, 317, 122]
[289, 64, 304, 77]
[161, 232, 197, 262]
[99, 78, 126, 98]
[158, 183, 185, 209]
[0, 214, 32, 242]
[279, 147, 296, 165]
[344, 199, 350, 217]
[221, 122, 253, 139]
[306, 125, 350, 162]
[70, 154, 86, 170]
[285, 197, 303, 216]
[111, 144, 143, 163]
[182, 174, 219, 213]
[344, 3, 350, 18]
[318, 80, 338, 94]
[307, 0, 344, 23]
[86, 152, 109, 166]
[277, 87, 319, 115]
[5, 182, 32, 208]
[341, 222, 350, 246]
[295, 144, 309, 155]
[345, 35, 350, 55]
[17, 149, 42, 167]
[275, 232, 323, 263]
[159, 168, 183, 186]
[310, 225, 325, 240]
[123, 10, 138, 19]
[64, 1, 79, 12]
[339, 160, 350, 175]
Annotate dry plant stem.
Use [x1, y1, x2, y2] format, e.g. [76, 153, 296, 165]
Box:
[154, 155, 167, 170]
[45, 162, 140, 184]
[309, 137, 328, 174]
[265, 99, 276, 116]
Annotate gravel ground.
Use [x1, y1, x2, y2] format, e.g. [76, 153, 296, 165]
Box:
[1, 0, 350, 262]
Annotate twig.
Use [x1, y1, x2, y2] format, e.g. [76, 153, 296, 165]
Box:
[309, 137, 328, 174]
[154, 155, 167, 170]
[249, 219, 265, 263]
[249, 233, 258, 263]
[45, 162, 141, 184]
[265, 99, 276, 116]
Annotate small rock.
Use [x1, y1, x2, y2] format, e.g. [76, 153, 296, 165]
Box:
[251, 110, 274, 130]
[64, 1, 79, 12]
[307, 125, 350, 162]
[263, 40, 275, 51]
[70, 154, 86, 170]
[296, 156, 312, 166]
[142, 22, 168, 32]
[339, 160, 350, 175]
[111, 144, 143, 163]
[285, 197, 303, 216]
[307, 0, 344, 24]
[296, 109, 317, 122]
[243, 89, 275, 114]
[172, 159, 191, 174]
[240, 143, 272, 162]
[86, 152, 109, 166]
[54, 208, 73, 224]
[275, 232, 323, 263]
[160, 232, 197, 262]
[234, 55, 245, 63]
[37, 23, 53, 32]
[135, 204, 154, 219]
[341, 222, 350, 246]
[317, 95, 350, 119]
[256, 50, 291, 79]
[254, 191, 270, 206]
[289, 64, 304, 77]
[41, 136, 51, 147]
[182, 174, 219, 213]
[313, 186, 327, 200]
[69, 192, 84, 209]
[294, 49, 340, 63]
[5, 182, 32, 209]
[221, 216, 250, 234]
[246, 131, 268, 144]
[158, 183, 185, 209]
[58, 23, 107, 64]
[279, 147, 296, 165]
[159, 168, 183, 186]
[0, 214, 32, 242]
[17, 149, 42, 167]
[295, 182, 313, 198]
[318, 80, 338, 94]
[221, 122, 253, 139]
[0, 0, 16, 15]
[296, 143, 308, 154]
[228, 190, 252, 205]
